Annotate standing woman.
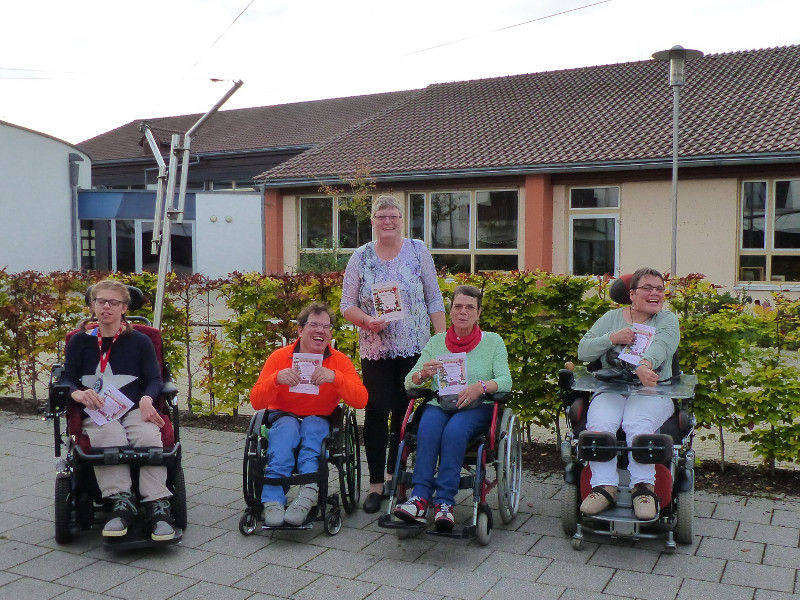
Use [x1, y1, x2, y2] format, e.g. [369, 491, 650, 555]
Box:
[341, 196, 446, 513]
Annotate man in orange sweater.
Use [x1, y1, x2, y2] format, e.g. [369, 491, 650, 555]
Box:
[251, 302, 367, 527]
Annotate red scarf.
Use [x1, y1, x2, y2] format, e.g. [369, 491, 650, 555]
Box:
[445, 324, 482, 354]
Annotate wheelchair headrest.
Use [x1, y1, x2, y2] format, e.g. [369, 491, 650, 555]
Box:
[609, 274, 633, 305]
[85, 285, 145, 311]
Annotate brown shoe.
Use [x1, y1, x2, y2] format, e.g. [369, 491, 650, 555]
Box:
[580, 485, 618, 515]
[632, 483, 659, 520]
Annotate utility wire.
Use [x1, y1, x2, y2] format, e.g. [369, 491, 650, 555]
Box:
[402, 0, 613, 57]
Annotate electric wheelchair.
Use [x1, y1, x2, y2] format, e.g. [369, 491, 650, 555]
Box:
[44, 286, 187, 550]
[558, 277, 697, 553]
[239, 403, 361, 536]
[377, 389, 523, 545]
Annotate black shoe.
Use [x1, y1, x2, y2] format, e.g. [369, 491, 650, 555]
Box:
[363, 492, 383, 513]
[147, 499, 175, 541]
[102, 491, 137, 537]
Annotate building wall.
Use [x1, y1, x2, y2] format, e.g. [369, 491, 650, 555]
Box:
[0, 122, 90, 272]
[195, 191, 264, 277]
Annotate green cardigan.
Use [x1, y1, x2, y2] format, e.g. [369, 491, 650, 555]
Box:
[404, 331, 513, 397]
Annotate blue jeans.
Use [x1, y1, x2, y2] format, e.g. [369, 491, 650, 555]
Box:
[261, 415, 329, 504]
[410, 403, 494, 506]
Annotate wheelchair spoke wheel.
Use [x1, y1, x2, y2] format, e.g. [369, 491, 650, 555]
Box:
[561, 483, 580, 535]
[340, 409, 362, 514]
[675, 487, 694, 544]
[54, 475, 73, 544]
[242, 411, 267, 508]
[496, 408, 522, 524]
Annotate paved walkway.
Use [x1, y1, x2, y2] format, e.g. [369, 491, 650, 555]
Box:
[1, 410, 798, 600]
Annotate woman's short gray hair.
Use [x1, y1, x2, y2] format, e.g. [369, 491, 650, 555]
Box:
[371, 195, 403, 218]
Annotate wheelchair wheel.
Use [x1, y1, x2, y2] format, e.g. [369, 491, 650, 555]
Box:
[242, 411, 267, 509]
[325, 510, 342, 535]
[674, 488, 694, 544]
[339, 408, 362, 514]
[476, 508, 492, 546]
[54, 475, 73, 544]
[496, 408, 522, 524]
[561, 483, 580, 535]
[239, 510, 258, 536]
[171, 465, 188, 531]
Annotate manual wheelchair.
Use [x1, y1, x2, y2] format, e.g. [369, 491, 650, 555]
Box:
[44, 286, 187, 550]
[557, 278, 697, 553]
[239, 403, 361, 536]
[378, 389, 523, 545]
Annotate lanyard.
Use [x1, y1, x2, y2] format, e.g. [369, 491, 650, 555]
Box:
[94, 324, 124, 374]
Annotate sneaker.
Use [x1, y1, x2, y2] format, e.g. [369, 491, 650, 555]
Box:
[434, 503, 454, 532]
[394, 496, 429, 524]
[102, 491, 137, 537]
[284, 484, 318, 526]
[147, 499, 175, 541]
[262, 502, 285, 527]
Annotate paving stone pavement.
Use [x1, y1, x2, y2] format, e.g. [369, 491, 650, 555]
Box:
[1, 409, 798, 600]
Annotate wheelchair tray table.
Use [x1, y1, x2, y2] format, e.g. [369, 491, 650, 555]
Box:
[571, 367, 697, 400]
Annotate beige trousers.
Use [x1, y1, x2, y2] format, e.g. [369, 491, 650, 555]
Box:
[82, 408, 171, 502]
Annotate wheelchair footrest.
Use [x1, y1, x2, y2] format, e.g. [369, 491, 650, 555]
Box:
[103, 528, 183, 551]
[377, 513, 427, 530]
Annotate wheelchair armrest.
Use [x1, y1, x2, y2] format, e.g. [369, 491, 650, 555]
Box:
[161, 381, 179, 401]
[48, 365, 71, 414]
[558, 368, 575, 391]
[486, 392, 507, 403]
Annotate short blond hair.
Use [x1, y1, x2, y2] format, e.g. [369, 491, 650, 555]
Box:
[371, 195, 402, 218]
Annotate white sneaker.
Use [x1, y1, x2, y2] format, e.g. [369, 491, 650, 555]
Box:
[284, 484, 318, 526]
[263, 502, 285, 527]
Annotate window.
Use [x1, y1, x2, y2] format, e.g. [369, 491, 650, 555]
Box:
[739, 179, 800, 283]
[299, 195, 373, 251]
[408, 190, 519, 273]
[80, 219, 195, 273]
[569, 186, 620, 276]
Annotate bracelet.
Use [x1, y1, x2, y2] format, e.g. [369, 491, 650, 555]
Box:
[478, 380, 488, 394]
[637, 361, 649, 368]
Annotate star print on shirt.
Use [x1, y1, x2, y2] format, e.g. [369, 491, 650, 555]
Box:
[81, 362, 137, 395]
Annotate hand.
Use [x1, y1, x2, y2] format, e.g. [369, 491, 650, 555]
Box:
[72, 388, 104, 411]
[139, 396, 164, 428]
[636, 364, 658, 387]
[610, 327, 636, 345]
[364, 315, 388, 333]
[310, 366, 335, 386]
[456, 383, 483, 409]
[419, 360, 442, 380]
[276, 367, 301, 387]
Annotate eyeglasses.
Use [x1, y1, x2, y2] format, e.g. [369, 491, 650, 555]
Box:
[304, 321, 333, 331]
[451, 303, 479, 312]
[372, 215, 402, 222]
[635, 285, 666, 293]
[94, 298, 125, 308]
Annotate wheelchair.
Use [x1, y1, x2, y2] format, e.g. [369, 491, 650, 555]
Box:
[557, 279, 697, 553]
[239, 404, 361, 536]
[377, 389, 523, 545]
[44, 286, 187, 550]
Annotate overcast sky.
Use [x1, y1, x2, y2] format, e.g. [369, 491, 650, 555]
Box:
[2, 0, 799, 145]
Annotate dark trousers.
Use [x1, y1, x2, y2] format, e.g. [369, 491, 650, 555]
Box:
[361, 354, 420, 484]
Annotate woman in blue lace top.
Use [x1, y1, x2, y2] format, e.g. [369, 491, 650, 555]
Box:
[341, 196, 446, 513]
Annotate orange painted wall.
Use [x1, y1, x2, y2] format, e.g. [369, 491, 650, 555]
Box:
[524, 174, 553, 271]
[263, 188, 284, 274]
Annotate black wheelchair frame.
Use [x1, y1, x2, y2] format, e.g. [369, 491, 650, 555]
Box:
[239, 404, 361, 536]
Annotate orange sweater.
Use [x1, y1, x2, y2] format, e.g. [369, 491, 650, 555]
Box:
[250, 341, 367, 415]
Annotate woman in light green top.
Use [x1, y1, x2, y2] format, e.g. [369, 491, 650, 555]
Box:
[393, 285, 512, 532]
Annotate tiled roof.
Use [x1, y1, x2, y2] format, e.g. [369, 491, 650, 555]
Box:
[260, 45, 800, 183]
[77, 90, 420, 162]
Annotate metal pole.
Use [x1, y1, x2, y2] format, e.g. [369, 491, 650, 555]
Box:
[670, 84, 680, 281]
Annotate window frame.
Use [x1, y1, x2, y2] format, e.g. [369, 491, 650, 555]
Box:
[567, 186, 621, 277]
[298, 194, 374, 253]
[738, 178, 800, 284]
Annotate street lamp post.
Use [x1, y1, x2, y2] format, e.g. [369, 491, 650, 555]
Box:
[652, 45, 703, 283]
